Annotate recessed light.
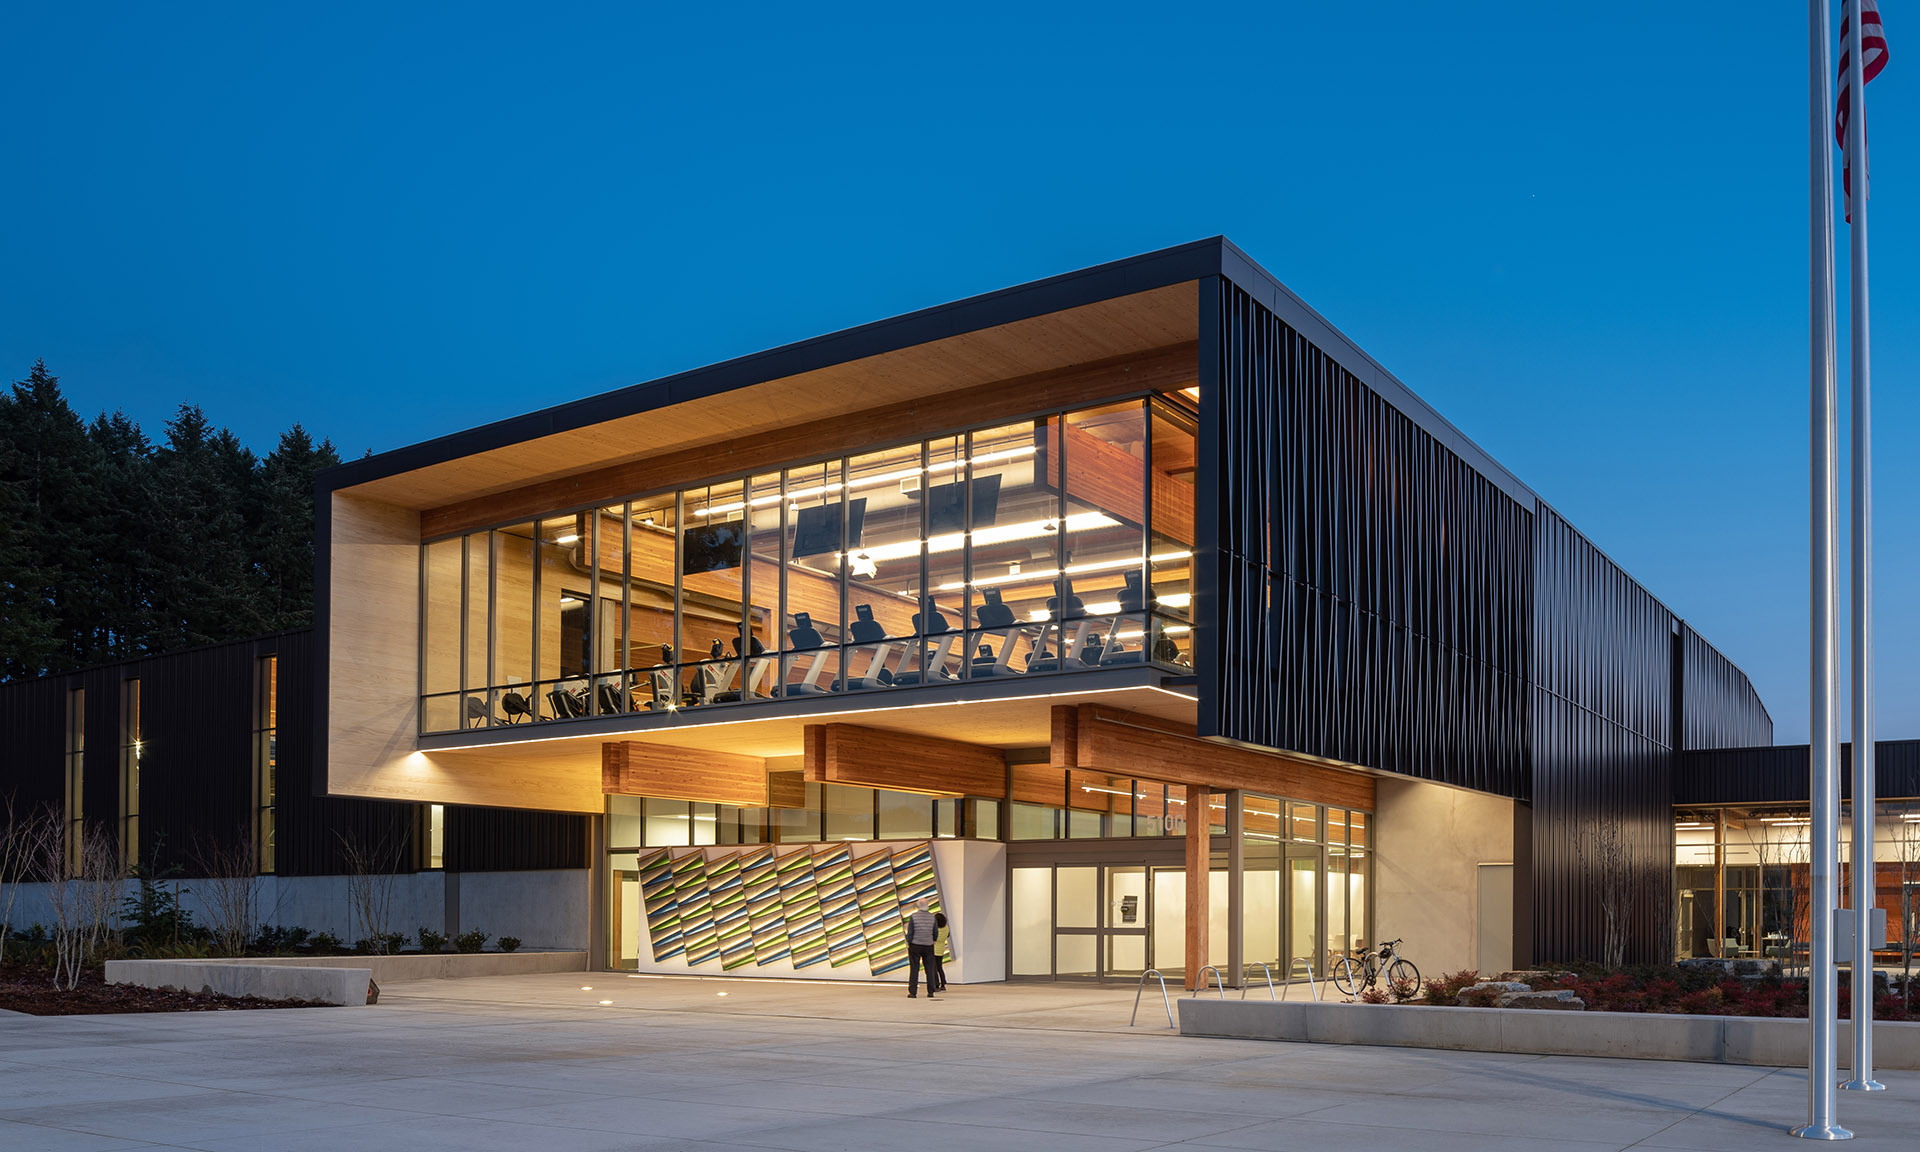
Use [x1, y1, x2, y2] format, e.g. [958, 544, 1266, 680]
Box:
[599, 999, 613, 1005]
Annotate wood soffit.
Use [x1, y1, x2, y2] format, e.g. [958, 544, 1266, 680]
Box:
[418, 339, 1198, 540]
[336, 282, 1199, 523]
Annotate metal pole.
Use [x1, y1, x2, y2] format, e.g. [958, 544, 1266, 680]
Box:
[1841, 0, 1884, 1094]
[1792, 0, 1849, 1139]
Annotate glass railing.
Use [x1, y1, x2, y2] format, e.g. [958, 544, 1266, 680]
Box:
[422, 612, 1193, 733]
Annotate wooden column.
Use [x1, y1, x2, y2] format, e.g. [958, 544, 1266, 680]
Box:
[1186, 785, 1211, 990]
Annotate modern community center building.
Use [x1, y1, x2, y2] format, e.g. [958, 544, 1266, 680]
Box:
[7, 238, 1919, 984]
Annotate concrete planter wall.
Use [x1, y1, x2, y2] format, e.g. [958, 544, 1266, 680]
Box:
[105, 960, 372, 1006]
[1178, 998, 1920, 1069]
[185, 949, 589, 983]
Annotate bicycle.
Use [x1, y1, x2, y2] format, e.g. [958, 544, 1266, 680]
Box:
[1331, 938, 1420, 998]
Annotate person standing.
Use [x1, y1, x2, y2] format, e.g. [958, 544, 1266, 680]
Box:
[904, 898, 939, 999]
[930, 911, 951, 994]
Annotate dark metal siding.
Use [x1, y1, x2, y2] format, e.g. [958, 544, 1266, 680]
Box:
[445, 806, 588, 873]
[2, 632, 583, 878]
[0, 675, 69, 820]
[1676, 740, 1920, 807]
[270, 630, 422, 877]
[1528, 506, 1678, 964]
[1679, 624, 1773, 751]
[1202, 278, 1533, 797]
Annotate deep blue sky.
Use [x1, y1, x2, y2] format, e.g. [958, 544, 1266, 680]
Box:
[2, 3, 1912, 745]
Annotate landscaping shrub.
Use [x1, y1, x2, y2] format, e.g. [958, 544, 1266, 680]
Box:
[251, 925, 310, 955]
[1358, 987, 1389, 1004]
[1423, 969, 1481, 1007]
[452, 929, 488, 954]
[497, 936, 521, 953]
[308, 931, 344, 955]
[353, 932, 407, 956]
[1387, 974, 1420, 1003]
[417, 927, 447, 954]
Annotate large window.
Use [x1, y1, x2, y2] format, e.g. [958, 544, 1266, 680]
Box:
[64, 688, 84, 877]
[120, 678, 141, 865]
[422, 396, 1196, 732]
[608, 786, 998, 849]
[254, 657, 277, 873]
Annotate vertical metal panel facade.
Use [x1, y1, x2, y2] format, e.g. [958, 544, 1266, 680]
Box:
[1675, 740, 1920, 807]
[1529, 505, 1681, 964]
[0, 632, 588, 878]
[445, 806, 589, 873]
[0, 675, 70, 819]
[1204, 279, 1532, 797]
[270, 630, 423, 877]
[1202, 275, 1775, 964]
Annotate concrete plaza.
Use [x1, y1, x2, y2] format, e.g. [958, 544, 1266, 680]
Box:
[3, 973, 1919, 1150]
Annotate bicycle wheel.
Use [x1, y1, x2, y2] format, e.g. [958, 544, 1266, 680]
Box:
[1386, 958, 1421, 992]
[1331, 956, 1361, 996]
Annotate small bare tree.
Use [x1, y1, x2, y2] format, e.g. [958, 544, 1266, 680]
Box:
[0, 798, 60, 967]
[1585, 812, 1637, 969]
[338, 831, 404, 952]
[1894, 802, 1920, 986]
[40, 822, 123, 990]
[193, 833, 261, 957]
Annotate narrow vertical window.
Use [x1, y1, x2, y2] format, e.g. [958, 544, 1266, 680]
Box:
[64, 688, 85, 877]
[120, 679, 141, 866]
[255, 656, 278, 873]
[428, 803, 445, 869]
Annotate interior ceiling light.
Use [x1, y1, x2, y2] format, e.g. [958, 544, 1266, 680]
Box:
[554, 533, 580, 545]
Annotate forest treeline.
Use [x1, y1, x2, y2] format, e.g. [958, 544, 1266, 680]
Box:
[0, 360, 342, 681]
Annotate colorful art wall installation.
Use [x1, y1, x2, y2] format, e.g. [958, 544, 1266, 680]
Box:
[637, 842, 942, 976]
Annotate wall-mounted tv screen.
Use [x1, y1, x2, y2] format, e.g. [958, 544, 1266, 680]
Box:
[926, 474, 1002, 535]
[682, 519, 745, 573]
[791, 498, 866, 559]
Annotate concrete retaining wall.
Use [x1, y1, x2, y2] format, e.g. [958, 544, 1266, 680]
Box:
[5, 868, 589, 951]
[106, 960, 371, 1006]
[201, 950, 588, 983]
[1178, 998, 1920, 1069]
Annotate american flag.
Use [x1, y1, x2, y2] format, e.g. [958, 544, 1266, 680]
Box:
[1837, 0, 1890, 223]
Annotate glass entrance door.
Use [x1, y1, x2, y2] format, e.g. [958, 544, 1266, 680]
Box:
[1012, 862, 1154, 981]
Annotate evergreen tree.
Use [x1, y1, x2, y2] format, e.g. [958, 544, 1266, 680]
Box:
[0, 362, 344, 681]
[85, 410, 159, 662]
[1, 361, 106, 676]
[257, 423, 340, 630]
[149, 404, 268, 648]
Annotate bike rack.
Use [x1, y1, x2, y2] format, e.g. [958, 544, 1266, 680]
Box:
[1190, 964, 1227, 999]
[1280, 956, 1322, 1002]
[1243, 961, 1279, 1001]
[1131, 968, 1175, 1028]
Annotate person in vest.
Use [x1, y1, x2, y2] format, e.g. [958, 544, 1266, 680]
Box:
[904, 898, 939, 999]
[930, 911, 950, 993]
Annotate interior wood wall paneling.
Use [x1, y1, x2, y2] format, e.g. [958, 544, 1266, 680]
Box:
[801, 723, 1007, 798]
[421, 342, 1199, 540]
[601, 741, 770, 806]
[1048, 418, 1196, 544]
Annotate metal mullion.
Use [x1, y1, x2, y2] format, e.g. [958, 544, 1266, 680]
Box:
[417, 538, 429, 730]
[778, 472, 790, 697]
[961, 431, 975, 679]
[739, 475, 752, 685]
[837, 458, 849, 694]
[587, 511, 600, 714]
[673, 491, 685, 703]
[918, 439, 931, 675]
[531, 523, 542, 714]
[458, 535, 470, 709]
[621, 504, 633, 692]
[486, 530, 498, 723]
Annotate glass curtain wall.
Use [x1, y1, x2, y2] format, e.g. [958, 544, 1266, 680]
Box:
[1241, 794, 1371, 981]
[608, 789, 1000, 849]
[423, 396, 1196, 732]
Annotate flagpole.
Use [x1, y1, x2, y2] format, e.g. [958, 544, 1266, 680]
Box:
[1840, 0, 1885, 1095]
[1791, 0, 1847, 1138]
